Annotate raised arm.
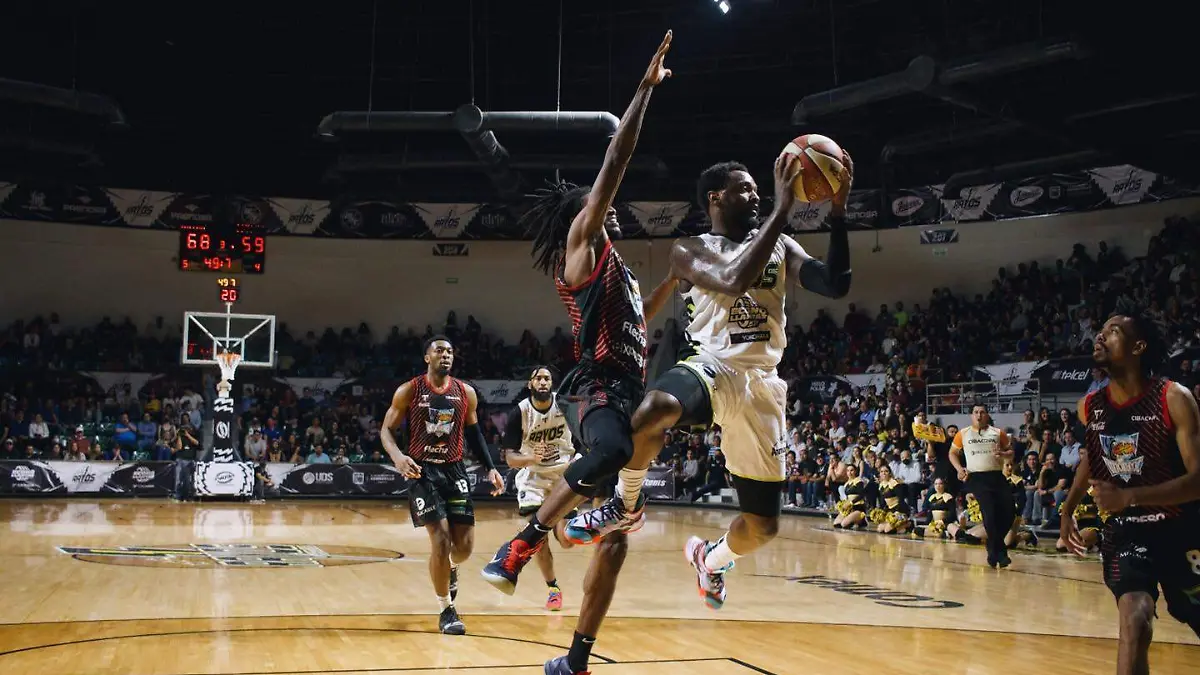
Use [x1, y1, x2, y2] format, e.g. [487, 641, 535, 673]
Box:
[782, 150, 854, 299]
[380, 382, 421, 478]
[563, 31, 672, 286]
[670, 154, 802, 296]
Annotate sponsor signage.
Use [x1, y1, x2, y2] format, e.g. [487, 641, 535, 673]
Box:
[0, 461, 176, 495]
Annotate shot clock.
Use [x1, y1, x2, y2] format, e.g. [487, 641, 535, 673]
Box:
[217, 277, 241, 305]
[179, 223, 266, 274]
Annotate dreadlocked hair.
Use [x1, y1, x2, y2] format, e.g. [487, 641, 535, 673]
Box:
[522, 180, 590, 276]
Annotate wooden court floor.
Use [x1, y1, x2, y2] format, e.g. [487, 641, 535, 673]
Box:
[1, 500, 1197, 675]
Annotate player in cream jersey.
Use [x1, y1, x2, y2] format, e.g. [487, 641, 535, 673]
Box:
[500, 367, 577, 610]
[564, 155, 855, 612]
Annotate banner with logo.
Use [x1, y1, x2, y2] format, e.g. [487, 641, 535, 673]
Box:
[972, 357, 1103, 396]
[643, 466, 676, 501]
[80, 372, 165, 399]
[1, 164, 1196, 238]
[0, 461, 176, 495]
[472, 380, 524, 405]
[194, 461, 254, 497]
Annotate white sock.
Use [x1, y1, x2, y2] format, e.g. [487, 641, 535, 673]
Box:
[449, 562, 459, 575]
[437, 595, 453, 611]
[617, 467, 647, 513]
[703, 535, 740, 572]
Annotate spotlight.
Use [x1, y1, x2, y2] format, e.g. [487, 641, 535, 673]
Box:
[713, 0, 730, 13]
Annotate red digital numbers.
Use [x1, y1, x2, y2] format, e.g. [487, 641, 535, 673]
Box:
[186, 232, 212, 250]
[220, 288, 239, 303]
[240, 236, 265, 253]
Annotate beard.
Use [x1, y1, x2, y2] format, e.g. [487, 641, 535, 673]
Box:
[531, 389, 552, 403]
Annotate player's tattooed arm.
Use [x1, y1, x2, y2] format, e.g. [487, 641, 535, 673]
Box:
[564, 31, 672, 286]
[671, 153, 804, 295]
[381, 382, 421, 478]
[1103, 383, 1200, 509]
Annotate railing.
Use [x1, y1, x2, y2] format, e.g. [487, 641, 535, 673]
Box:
[924, 378, 1042, 415]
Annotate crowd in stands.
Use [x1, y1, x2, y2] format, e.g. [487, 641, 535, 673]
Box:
[2, 212, 1198, 529]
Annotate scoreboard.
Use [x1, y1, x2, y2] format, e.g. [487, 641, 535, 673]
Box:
[179, 224, 266, 274]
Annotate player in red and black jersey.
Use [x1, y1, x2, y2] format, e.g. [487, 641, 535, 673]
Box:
[381, 336, 504, 637]
[481, 31, 679, 675]
[1060, 314, 1200, 674]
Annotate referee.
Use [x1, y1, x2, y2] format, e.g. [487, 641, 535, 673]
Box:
[949, 404, 1016, 568]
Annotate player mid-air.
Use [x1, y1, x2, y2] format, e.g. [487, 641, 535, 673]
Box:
[500, 366, 577, 611]
[380, 336, 504, 636]
[566, 146, 853, 610]
[1060, 314, 1200, 675]
[480, 30, 678, 675]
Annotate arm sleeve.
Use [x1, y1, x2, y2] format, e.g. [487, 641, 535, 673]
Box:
[797, 215, 851, 298]
[465, 423, 497, 471]
[500, 406, 524, 451]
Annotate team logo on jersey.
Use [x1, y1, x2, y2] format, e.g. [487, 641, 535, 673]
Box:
[426, 408, 456, 436]
[1099, 432, 1143, 482]
[729, 296, 769, 330]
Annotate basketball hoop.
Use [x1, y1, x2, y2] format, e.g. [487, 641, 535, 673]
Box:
[215, 351, 242, 384]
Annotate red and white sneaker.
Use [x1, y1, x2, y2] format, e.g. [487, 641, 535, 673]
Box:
[545, 586, 563, 611]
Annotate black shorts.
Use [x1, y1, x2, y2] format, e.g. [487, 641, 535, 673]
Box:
[1101, 513, 1200, 627]
[408, 461, 475, 528]
[649, 364, 714, 428]
[731, 474, 784, 518]
[557, 361, 644, 442]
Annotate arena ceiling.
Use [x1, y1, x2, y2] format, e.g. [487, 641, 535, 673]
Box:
[2, 0, 1195, 203]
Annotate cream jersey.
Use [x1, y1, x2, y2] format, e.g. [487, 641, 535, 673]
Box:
[953, 425, 1009, 473]
[507, 395, 572, 469]
[680, 233, 788, 370]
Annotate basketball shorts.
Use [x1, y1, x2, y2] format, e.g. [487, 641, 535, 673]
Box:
[1101, 512, 1200, 628]
[515, 461, 571, 516]
[407, 461, 474, 528]
[672, 352, 788, 482]
[556, 361, 644, 442]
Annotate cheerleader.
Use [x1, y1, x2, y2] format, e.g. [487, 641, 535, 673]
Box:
[833, 464, 869, 529]
[921, 478, 958, 539]
[871, 465, 912, 535]
[1003, 459, 1040, 549]
[1055, 486, 1107, 553]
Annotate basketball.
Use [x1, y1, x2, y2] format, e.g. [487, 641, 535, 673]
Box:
[781, 133, 847, 202]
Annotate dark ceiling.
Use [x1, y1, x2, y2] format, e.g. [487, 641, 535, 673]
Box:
[1, 0, 1196, 203]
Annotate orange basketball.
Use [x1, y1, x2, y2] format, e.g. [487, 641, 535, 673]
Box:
[781, 134, 846, 202]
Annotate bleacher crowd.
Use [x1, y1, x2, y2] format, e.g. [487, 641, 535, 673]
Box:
[2, 215, 1198, 531]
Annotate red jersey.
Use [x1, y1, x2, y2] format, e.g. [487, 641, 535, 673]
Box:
[406, 375, 469, 464]
[555, 241, 648, 382]
[1084, 377, 1197, 519]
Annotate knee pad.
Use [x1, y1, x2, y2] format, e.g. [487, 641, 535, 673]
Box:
[564, 434, 634, 496]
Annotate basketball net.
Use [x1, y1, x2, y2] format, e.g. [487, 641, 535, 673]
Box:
[215, 351, 241, 399]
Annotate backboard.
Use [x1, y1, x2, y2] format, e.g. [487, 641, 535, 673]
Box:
[182, 310, 276, 368]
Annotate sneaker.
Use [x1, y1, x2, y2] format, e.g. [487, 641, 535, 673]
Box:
[685, 536, 730, 610]
[438, 605, 465, 635]
[997, 553, 1013, 569]
[481, 538, 544, 595]
[564, 494, 646, 545]
[545, 586, 563, 611]
[544, 655, 589, 674]
[449, 565, 459, 602]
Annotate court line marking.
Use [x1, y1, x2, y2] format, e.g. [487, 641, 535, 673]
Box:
[0, 627, 617, 665]
[157, 657, 770, 675]
[0, 613, 1196, 648]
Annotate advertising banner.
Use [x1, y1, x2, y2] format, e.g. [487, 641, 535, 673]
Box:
[642, 467, 676, 501]
[0, 461, 176, 495]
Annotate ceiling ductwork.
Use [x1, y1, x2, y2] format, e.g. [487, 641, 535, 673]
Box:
[0, 78, 127, 127]
[317, 106, 622, 201]
[792, 40, 1087, 124]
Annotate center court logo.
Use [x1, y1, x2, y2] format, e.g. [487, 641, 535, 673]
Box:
[57, 543, 405, 568]
[780, 575, 963, 609]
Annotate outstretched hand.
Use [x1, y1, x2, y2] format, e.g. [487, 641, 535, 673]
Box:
[831, 149, 855, 210]
[642, 30, 674, 86]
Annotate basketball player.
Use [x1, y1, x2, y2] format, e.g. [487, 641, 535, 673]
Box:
[380, 336, 504, 635]
[480, 32, 678, 674]
[948, 404, 1015, 568]
[561, 153, 854, 614]
[1059, 314, 1200, 674]
[500, 366, 577, 611]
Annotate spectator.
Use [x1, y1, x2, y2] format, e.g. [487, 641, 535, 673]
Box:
[306, 444, 332, 464]
[1058, 430, 1082, 470]
[136, 413, 158, 452]
[113, 413, 137, 451]
[1035, 454, 1072, 526]
[244, 429, 267, 461]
